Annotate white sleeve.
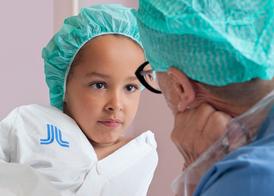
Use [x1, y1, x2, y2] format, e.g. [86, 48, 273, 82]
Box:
[0, 162, 62, 196]
[0, 108, 18, 162]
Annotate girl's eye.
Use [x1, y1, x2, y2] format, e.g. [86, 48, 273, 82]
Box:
[89, 82, 107, 89]
[125, 84, 139, 92]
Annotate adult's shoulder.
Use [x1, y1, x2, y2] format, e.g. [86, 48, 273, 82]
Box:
[195, 142, 274, 196]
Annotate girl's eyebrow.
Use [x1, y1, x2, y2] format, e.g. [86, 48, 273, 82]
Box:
[85, 72, 109, 78]
[127, 76, 137, 81]
[85, 71, 138, 81]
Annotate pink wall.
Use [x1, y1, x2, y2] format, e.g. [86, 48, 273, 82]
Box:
[0, 1, 182, 195]
[0, 1, 53, 119]
[134, 92, 182, 196]
[79, 0, 138, 8]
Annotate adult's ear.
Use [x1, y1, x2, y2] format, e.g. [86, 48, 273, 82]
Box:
[168, 67, 195, 112]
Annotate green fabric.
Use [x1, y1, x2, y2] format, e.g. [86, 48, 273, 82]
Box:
[136, 0, 274, 86]
[43, 4, 142, 110]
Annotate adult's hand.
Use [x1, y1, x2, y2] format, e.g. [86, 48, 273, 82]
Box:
[171, 103, 232, 169]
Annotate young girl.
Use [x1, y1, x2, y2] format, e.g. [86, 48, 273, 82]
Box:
[0, 4, 158, 196]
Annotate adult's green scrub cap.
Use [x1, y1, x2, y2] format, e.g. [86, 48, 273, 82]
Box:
[136, 0, 274, 86]
[42, 4, 142, 110]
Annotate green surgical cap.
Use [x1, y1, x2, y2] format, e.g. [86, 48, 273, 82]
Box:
[136, 0, 274, 86]
[43, 4, 142, 110]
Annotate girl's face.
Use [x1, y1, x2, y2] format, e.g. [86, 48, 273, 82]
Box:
[64, 35, 144, 147]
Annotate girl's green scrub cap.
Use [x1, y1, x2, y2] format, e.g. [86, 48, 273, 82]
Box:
[136, 0, 274, 86]
[43, 4, 142, 110]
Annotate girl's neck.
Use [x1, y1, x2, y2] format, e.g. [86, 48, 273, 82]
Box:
[92, 137, 132, 160]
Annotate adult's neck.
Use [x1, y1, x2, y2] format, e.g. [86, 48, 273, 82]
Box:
[192, 79, 274, 117]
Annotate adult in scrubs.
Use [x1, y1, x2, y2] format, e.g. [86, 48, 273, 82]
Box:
[134, 0, 274, 195]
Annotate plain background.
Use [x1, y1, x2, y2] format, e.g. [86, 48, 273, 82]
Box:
[0, 1, 182, 195]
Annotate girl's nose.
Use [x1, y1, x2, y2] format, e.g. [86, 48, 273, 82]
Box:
[104, 91, 123, 112]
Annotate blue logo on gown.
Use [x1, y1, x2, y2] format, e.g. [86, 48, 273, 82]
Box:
[40, 124, 70, 148]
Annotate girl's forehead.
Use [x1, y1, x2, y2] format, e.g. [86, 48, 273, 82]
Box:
[72, 38, 144, 72]
[91, 36, 142, 57]
[72, 60, 139, 82]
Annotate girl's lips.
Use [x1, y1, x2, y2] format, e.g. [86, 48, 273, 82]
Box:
[98, 120, 122, 128]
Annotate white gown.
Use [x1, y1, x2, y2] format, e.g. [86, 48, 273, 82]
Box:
[0, 104, 158, 196]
